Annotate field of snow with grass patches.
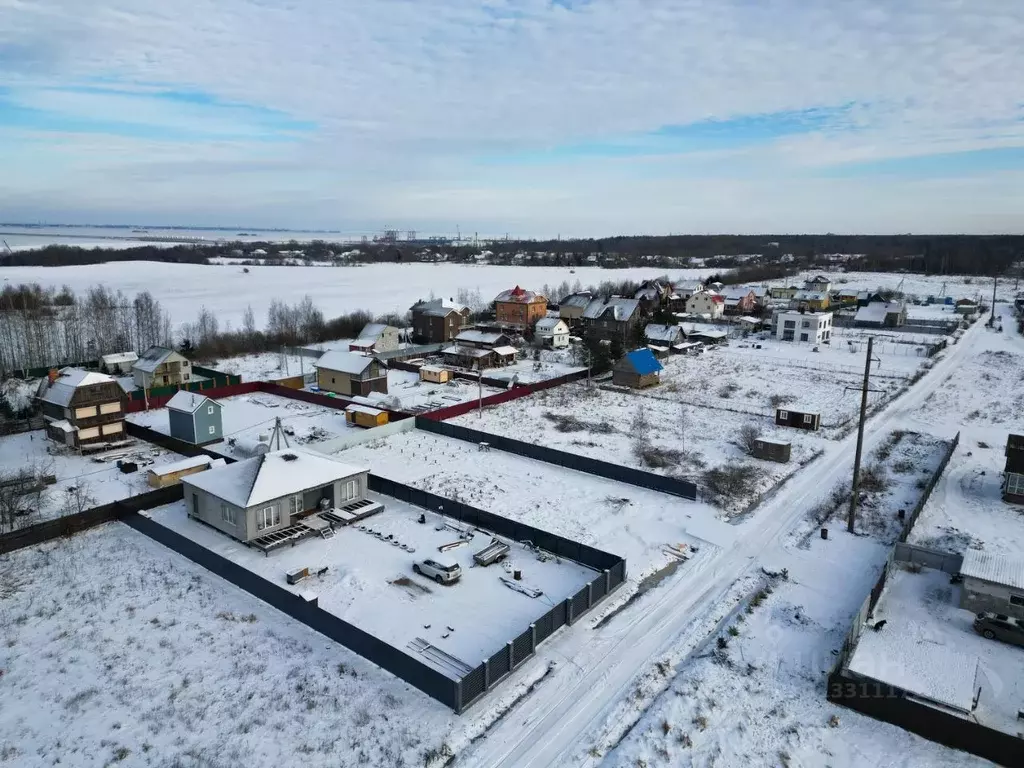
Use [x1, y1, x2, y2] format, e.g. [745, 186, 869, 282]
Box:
[0, 431, 184, 528]
[789, 270, 1008, 304]
[129, 392, 352, 459]
[0, 524, 457, 768]
[205, 350, 322, 382]
[449, 383, 824, 517]
[359, 368, 507, 413]
[646, 344, 913, 433]
[601, 430, 982, 768]
[334, 429, 737, 592]
[0, 262, 691, 333]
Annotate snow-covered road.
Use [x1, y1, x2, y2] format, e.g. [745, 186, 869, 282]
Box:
[462, 317, 983, 768]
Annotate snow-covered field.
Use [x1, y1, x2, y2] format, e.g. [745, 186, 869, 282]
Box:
[0, 523, 458, 768]
[206, 350, 323, 383]
[149, 497, 596, 668]
[0, 431, 183, 527]
[365, 368, 507, 413]
[128, 392, 353, 459]
[787, 270, 1006, 304]
[0, 262, 689, 333]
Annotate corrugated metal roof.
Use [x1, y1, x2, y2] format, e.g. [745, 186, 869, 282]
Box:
[582, 297, 640, 321]
[559, 292, 593, 308]
[133, 346, 179, 373]
[644, 323, 681, 342]
[621, 349, 663, 376]
[315, 350, 379, 375]
[535, 317, 566, 332]
[100, 352, 139, 365]
[960, 549, 1024, 590]
[166, 390, 214, 414]
[455, 329, 507, 345]
[38, 368, 117, 407]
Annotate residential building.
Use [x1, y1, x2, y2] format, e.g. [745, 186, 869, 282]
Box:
[147, 455, 224, 489]
[634, 280, 672, 312]
[167, 391, 223, 445]
[612, 349, 663, 389]
[181, 448, 372, 543]
[958, 549, 1024, 621]
[720, 287, 757, 316]
[315, 351, 388, 397]
[133, 346, 192, 389]
[349, 323, 401, 354]
[535, 318, 570, 349]
[685, 291, 725, 319]
[581, 297, 643, 342]
[99, 351, 138, 375]
[37, 368, 127, 449]
[775, 310, 833, 344]
[644, 323, 683, 348]
[672, 281, 704, 301]
[804, 275, 832, 293]
[792, 290, 831, 312]
[834, 288, 861, 307]
[1003, 434, 1024, 504]
[775, 407, 820, 431]
[494, 286, 547, 328]
[409, 297, 471, 343]
[857, 291, 884, 307]
[768, 285, 801, 301]
[443, 328, 517, 369]
[558, 292, 593, 325]
[854, 301, 908, 328]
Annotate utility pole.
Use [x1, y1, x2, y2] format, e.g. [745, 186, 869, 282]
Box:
[848, 337, 874, 534]
[989, 275, 998, 327]
[477, 370, 483, 417]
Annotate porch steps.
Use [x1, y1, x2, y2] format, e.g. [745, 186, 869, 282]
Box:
[320, 527, 335, 540]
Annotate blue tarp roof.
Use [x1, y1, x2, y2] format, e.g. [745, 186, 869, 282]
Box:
[624, 349, 664, 375]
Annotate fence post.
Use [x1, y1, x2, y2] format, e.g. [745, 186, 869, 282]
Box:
[566, 597, 574, 626]
[530, 623, 537, 654]
[604, 569, 611, 594]
[507, 641, 514, 670]
[483, 658, 491, 691]
[454, 678, 464, 714]
[587, 581, 593, 609]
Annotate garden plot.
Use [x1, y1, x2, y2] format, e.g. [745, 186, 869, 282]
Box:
[334, 429, 737, 588]
[0, 524, 456, 768]
[206, 350, 320, 382]
[354, 368, 507, 414]
[650, 344, 914, 431]
[449, 384, 824, 517]
[0, 430, 183, 528]
[148, 498, 596, 668]
[129, 392, 352, 459]
[477, 350, 585, 385]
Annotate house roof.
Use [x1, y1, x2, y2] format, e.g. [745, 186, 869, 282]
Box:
[133, 346, 181, 373]
[455, 329, 507, 345]
[38, 367, 117, 407]
[960, 549, 1024, 590]
[442, 345, 493, 359]
[101, 352, 139, 365]
[583, 297, 641, 321]
[1006, 434, 1024, 453]
[559, 292, 593, 309]
[535, 317, 566, 332]
[674, 281, 703, 291]
[721, 287, 755, 300]
[315, 350, 380, 375]
[644, 323, 681, 342]
[148, 454, 218, 476]
[806, 275, 831, 283]
[355, 323, 390, 342]
[837, 288, 861, 297]
[410, 297, 468, 317]
[689, 330, 728, 340]
[620, 348, 664, 375]
[794, 291, 828, 301]
[495, 285, 543, 303]
[492, 345, 518, 356]
[854, 302, 902, 324]
[345, 404, 384, 416]
[166, 390, 215, 414]
[182, 448, 367, 509]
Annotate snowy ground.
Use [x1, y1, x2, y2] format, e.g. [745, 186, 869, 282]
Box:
[336, 368, 508, 414]
[0, 523, 458, 768]
[128, 392, 353, 459]
[449, 383, 824, 516]
[785, 270, 1007, 305]
[0, 430, 183, 528]
[850, 564, 1024, 738]
[205, 350, 321, 383]
[149, 497, 596, 669]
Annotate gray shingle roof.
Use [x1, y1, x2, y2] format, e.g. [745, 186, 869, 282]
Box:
[315, 350, 381, 375]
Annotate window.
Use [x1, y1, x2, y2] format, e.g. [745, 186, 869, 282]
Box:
[778, 410, 789, 420]
[256, 505, 280, 531]
[341, 479, 358, 502]
[289, 494, 303, 515]
[208, 425, 216, 435]
[800, 333, 808, 342]
[74, 406, 98, 419]
[1006, 472, 1024, 497]
[803, 414, 814, 425]
[207, 405, 215, 415]
[784, 320, 796, 329]
[801, 321, 810, 328]
[100, 402, 122, 415]
[221, 505, 235, 525]
[1010, 595, 1024, 607]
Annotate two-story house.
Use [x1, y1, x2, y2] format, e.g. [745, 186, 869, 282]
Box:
[804, 275, 833, 293]
[442, 328, 517, 369]
[720, 287, 758, 316]
[494, 286, 547, 328]
[409, 297, 470, 343]
[558, 292, 594, 327]
[792, 290, 831, 312]
[37, 368, 127, 449]
[314, 351, 388, 397]
[133, 346, 192, 389]
[774, 309, 833, 344]
[349, 323, 402, 354]
[581, 297, 643, 343]
[685, 291, 725, 319]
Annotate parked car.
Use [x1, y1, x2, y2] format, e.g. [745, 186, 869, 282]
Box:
[413, 559, 462, 584]
[973, 612, 1024, 647]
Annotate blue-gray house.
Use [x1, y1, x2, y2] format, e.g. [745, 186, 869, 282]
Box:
[167, 391, 223, 445]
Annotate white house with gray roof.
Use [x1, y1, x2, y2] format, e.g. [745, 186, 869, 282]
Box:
[133, 346, 192, 389]
[535, 317, 570, 348]
[349, 323, 401, 353]
[181, 448, 372, 543]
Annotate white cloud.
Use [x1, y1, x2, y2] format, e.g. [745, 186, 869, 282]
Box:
[1, 0, 1023, 232]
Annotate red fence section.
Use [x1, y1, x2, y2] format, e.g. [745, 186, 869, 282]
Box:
[124, 382, 261, 412]
[423, 369, 589, 421]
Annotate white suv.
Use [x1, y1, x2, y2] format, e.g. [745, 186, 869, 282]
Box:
[413, 559, 462, 584]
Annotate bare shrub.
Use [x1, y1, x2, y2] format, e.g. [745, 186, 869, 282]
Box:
[768, 393, 794, 408]
[543, 412, 584, 432]
[892, 458, 914, 474]
[738, 424, 761, 455]
[859, 463, 889, 493]
[639, 446, 683, 469]
[702, 463, 765, 508]
[60, 481, 96, 518]
[718, 383, 739, 399]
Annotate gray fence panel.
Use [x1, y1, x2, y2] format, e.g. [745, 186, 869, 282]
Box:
[489, 646, 511, 682]
[609, 559, 626, 589]
[460, 664, 487, 709]
[572, 586, 590, 617]
[535, 608, 555, 644]
[591, 572, 607, 602]
[512, 628, 534, 668]
[893, 542, 964, 574]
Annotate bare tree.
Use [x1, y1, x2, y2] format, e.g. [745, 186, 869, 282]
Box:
[631, 404, 651, 459]
[242, 305, 257, 340]
[60, 480, 96, 518]
[738, 424, 762, 456]
[0, 461, 51, 532]
[678, 404, 689, 451]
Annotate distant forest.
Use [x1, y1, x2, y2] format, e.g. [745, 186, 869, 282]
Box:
[3, 234, 1022, 277]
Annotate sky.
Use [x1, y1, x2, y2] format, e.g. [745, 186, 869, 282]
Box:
[1, 0, 1023, 237]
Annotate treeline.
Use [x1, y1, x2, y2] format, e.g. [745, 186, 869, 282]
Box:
[1, 244, 212, 267]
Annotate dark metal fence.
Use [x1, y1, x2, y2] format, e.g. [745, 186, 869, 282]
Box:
[416, 417, 699, 501]
[898, 431, 960, 542]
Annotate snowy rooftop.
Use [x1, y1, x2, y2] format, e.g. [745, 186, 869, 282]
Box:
[855, 302, 904, 324]
[355, 323, 390, 342]
[133, 346, 178, 373]
[492, 345, 518, 356]
[959, 549, 1024, 590]
[442, 345, 493, 359]
[455, 329, 507, 345]
[182, 448, 367, 508]
[38, 367, 117, 406]
[495, 285, 543, 304]
[100, 351, 139, 365]
[410, 297, 468, 317]
[582, 296, 641, 321]
[644, 323, 681, 342]
[345, 404, 385, 416]
[559, 292, 592, 309]
[315, 350, 378, 375]
[148, 454, 222, 476]
[166, 390, 213, 414]
[535, 317, 566, 332]
[793, 290, 828, 301]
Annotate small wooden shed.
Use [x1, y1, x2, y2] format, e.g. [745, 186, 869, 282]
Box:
[345, 404, 389, 428]
[752, 438, 792, 463]
[775, 407, 820, 431]
[612, 349, 664, 389]
[147, 455, 223, 488]
[420, 365, 451, 384]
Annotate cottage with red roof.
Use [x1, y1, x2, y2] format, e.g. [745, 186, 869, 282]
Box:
[494, 285, 547, 328]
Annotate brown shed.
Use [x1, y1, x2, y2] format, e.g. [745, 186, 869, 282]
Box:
[612, 349, 664, 389]
[752, 439, 792, 463]
[775, 407, 820, 431]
